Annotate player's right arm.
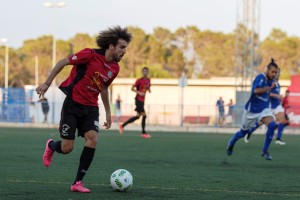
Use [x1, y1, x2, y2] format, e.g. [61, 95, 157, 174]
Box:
[253, 82, 276, 95]
[36, 58, 70, 98]
[36, 48, 93, 98]
[131, 81, 145, 96]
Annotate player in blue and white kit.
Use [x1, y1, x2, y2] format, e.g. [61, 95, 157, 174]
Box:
[244, 68, 288, 145]
[226, 59, 278, 160]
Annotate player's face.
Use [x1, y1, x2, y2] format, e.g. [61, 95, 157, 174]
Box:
[275, 70, 281, 81]
[112, 39, 128, 62]
[142, 69, 148, 77]
[266, 67, 278, 80]
[285, 91, 289, 97]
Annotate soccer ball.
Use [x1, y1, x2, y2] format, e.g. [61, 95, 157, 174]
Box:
[110, 169, 133, 192]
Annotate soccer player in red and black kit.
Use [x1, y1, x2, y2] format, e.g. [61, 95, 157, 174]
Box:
[36, 26, 132, 193]
[119, 67, 151, 138]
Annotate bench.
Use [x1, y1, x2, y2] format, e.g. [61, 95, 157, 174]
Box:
[183, 116, 210, 124]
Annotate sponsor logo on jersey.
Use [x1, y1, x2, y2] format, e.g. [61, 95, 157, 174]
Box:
[85, 85, 99, 92]
[100, 74, 109, 82]
[91, 72, 105, 90]
[104, 63, 111, 69]
[255, 95, 269, 102]
[107, 71, 113, 78]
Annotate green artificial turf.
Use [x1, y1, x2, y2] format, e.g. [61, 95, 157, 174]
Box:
[0, 127, 299, 200]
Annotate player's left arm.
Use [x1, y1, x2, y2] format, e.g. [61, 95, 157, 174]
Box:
[101, 86, 112, 129]
[270, 92, 281, 99]
[148, 84, 151, 93]
[148, 80, 151, 93]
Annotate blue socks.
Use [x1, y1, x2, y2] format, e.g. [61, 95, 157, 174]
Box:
[276, 123, 285, 140]
[262, 122, 277, 153]
[248, 122, 260, 135]
[229, 129, 248, 147]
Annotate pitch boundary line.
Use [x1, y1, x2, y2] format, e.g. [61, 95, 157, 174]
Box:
[1, 179, 300, 197]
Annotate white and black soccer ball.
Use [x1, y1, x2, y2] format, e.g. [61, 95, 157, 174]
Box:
[110, 169, 133, 192]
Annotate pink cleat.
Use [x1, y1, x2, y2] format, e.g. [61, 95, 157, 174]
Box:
[119, 124, 124, 135]
[43, 139, 54, 167]
[71, 181, 91, 193]
[141, 133, 151, 139]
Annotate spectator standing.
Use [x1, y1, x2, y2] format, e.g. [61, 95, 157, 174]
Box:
[38, 97, 49, 123]
[216, 97, 225, 126]
[115, 94, 122, 122]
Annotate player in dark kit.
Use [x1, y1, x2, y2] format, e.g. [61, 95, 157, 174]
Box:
[119, 67, 151, 139]
[36, 26, 132, 193]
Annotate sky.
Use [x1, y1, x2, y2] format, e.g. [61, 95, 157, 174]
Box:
[0, 0, 300, 48]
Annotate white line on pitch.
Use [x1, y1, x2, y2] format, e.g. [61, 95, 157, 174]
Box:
[2, 179, 300, 197]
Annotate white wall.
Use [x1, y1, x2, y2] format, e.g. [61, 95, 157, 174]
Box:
[25, 77, 290, 125]
[111, 77, 290, 106]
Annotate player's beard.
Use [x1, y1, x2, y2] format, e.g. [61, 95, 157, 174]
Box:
[267, 73, 274, 81]
[113, 53, 124, 62]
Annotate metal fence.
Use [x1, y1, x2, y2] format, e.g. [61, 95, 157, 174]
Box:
[0, 88, 31, 122]
[114, 103, 244, 127]
[2, 88, 300, 128]
[0, 87, 244, 127]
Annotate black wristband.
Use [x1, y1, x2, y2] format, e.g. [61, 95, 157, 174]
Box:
[44, 82, 50, 87]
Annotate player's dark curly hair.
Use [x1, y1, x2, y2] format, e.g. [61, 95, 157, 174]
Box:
[96, 26, 132, 50]
[142, 67, 149, 71]
[267, 58, 278, 69]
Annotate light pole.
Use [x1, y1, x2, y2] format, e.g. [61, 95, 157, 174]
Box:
[44, 1, 66, 85]
[44, 1, 66, 124]
[178, 70, 188, 127]
[35, 55, 39, 86]
[0, 38, 9, 89]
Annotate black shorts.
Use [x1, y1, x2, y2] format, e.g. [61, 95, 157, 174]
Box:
[59, 98, 99, 140]
[42, 108, 49, 114]
[135, 99, 145, 113]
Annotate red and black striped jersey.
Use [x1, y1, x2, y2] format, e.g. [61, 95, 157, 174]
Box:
[134, 78, 151, 102]
[59, 48, 119, 106]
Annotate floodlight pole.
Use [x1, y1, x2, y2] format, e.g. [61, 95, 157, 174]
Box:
[35, 55, 39, 86]
[1, 38, 9, 89]
[179, 71, 187, 127]
[0, 38, 9, 120]
[44, 1, 66, 85]
[4, 43, 9, 90]
[44, 1, 66, 124]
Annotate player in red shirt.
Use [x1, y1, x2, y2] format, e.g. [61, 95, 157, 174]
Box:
[282, 89, 290, 110]
[282, 89, 290, 125]
[119, 67, 151, 138]
[36, 26, 132, 193]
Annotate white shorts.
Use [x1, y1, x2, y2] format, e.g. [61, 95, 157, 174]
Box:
[241, 108, 275, 130]
[272, 105, 284, 115]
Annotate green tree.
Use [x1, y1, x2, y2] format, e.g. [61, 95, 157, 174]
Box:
[2, 26, 299, 88]
[119, 27, 149, 77]
[260, 28, 300, 78]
